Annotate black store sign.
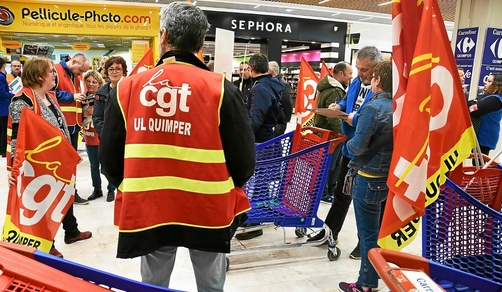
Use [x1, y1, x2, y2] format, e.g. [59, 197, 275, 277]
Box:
[204, 11, 347, 42]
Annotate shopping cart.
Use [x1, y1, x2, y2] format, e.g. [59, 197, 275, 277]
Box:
[0, 242, 181, 291]
[231, 128, 346, 261]
[423, 167, 502, 285]
[369, 248, 502, 291]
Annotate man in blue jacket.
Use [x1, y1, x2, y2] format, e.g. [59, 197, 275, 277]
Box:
[236, 53, 285, 240]
[308, 46, 384, 260]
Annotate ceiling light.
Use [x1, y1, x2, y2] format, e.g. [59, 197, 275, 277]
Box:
[318, 0, 330, 4]
[358, 16, 373, 21]
[284, 39, 288, 42]
[378, 1, 392, 6]
[311, 41, 316, 44]
[250, 37, 255, 40]
[281, 45, 309, 52]
[253, 5, 260, 8]
[96, 44, 106, 48]
[285, 9, 294, 12]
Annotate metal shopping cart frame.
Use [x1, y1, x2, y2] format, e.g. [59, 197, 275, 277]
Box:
[231, 128, 346, 257]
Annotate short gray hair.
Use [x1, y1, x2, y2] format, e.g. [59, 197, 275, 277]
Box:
[268, 61, 279, 74]
[160, 2, 210, 53]
[356, 46, 384, 68]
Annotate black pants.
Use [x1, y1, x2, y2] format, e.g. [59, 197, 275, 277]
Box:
[0, 116, 7, 155]
[274, 123, 287, 137]
[324, 155, 352, 238]
[61, 130, 80, 238]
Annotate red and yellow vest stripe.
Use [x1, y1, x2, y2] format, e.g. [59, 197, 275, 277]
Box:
[54, 63, 84, 127]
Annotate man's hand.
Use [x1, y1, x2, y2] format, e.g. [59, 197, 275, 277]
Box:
[344, 112, 355, 126]
[74, 93, 85, 102]
[328, 103, 340, 111]
[7, 171, 16, 186]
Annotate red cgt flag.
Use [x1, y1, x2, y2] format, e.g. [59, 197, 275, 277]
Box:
[378, 0, 476, 250]
[130, 48, 154, 76]
[2, 108, 81, 252]
[320, 61, 331, 79]
[295, 57, 319, 128]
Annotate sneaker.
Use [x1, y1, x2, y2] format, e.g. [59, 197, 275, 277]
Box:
[350, 244, 361, 260]
[87, 189, 103, 201]
[106, 190, 115, 202]
[235, 229, 263, 240]
[307, 229, 327, 243]
[339, 282, 372, 292]
[321, 195, 333, 203]
[64, 231, 92, 244]
[49, 246, 63, 258]
[74, 193, 89, 205]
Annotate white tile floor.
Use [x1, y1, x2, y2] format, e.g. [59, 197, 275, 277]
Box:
[0, 125, 423, 292]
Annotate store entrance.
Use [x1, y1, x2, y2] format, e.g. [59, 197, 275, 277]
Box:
[1, 32, 152, 72]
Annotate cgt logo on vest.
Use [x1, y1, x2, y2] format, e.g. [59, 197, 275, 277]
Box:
[137, 69, 192, 136]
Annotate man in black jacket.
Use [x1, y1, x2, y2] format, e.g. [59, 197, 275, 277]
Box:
[99, 2, 255, 291]
[233, 61, 253, 102]
[269, 61, 293, 136]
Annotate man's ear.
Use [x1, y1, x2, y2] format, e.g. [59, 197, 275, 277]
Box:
[160, 28, 169, 47]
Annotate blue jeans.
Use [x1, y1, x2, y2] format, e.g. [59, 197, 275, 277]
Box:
[86, 145, 115, 191]
[351, 174, 388, 288]
[141, 246, 226, 292]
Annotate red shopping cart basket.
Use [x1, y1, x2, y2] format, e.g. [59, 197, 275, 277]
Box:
[369, 248, 502, 291]
[0, 242, 182, 292]
[243, 130, 346, 228]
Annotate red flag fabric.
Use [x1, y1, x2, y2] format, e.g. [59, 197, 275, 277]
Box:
[2, 108, 81, 252]
[379, 0, 476, 250]
[295, 57, 319, 127]
[129, 48, 154, 76]
[320, 61, 331, 79]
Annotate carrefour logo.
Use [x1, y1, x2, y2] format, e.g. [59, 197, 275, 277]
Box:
[456, 37, 475, 53]
[490, 38, 502, 59]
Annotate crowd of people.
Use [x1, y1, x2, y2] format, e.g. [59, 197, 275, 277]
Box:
[1, 1, 501, 291]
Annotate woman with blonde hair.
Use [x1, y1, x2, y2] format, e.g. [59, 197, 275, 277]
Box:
[82, 70, 116, 201]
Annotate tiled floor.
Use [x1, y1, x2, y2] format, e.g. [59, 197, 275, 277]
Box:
[0, 126, 422, 292]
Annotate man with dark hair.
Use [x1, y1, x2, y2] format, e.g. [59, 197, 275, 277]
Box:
[99, 2, 255, 290]
[309, 61, 352, 205]
[6, 60, 22, 84]
[246, 53, 285, 143]
[235, 53, 285, 241]
[233, 61, 253, 102]
[269, 61, 292, 136]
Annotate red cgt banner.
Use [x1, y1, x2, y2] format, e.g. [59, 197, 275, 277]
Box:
[2, 108, 81, 252]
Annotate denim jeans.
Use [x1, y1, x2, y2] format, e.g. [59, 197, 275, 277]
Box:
[141, 246, 226, 292]
[86, 145, 115, 192]
[351, 174, 388, 288]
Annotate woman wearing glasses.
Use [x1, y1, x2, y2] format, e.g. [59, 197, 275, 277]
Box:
[7, 57, 92, 258]
[92, 56, 128, 202]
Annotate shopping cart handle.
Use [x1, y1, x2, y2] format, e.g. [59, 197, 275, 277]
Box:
[368, 248, 430, 275]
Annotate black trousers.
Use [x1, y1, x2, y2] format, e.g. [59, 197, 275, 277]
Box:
[324, 155, 387, 240]
[61, 130, 81, 239]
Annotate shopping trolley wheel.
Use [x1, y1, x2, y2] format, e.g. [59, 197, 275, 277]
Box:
[226, 257, 230, 272]
[295, 227, 307, 238]
[327, 247, 341, 261]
